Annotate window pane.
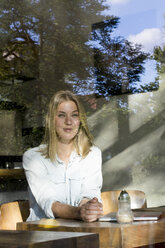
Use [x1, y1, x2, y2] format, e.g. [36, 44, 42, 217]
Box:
[0, 0, 165, 206]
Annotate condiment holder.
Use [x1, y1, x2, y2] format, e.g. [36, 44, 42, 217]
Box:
[116, 189, 134, 224]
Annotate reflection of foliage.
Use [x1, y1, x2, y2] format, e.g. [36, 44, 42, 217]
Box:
[0, 0, 111, 149]
[0, 0, 110, 99]
[0, 0, 161, 152]
[22, 127, 45, 151]
[0, 0, 39, 82]
[92, 19, 151, 97]
[132, 155, 165, 185]
[132, 163, 149, 185]
[142, 155, 165, 170]
[154, 46, 165, 74]
[0, 0, 155, 101]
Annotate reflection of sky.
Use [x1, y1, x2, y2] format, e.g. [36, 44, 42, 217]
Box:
[103, 0, 165, 87]
[112, 9, 157, 37]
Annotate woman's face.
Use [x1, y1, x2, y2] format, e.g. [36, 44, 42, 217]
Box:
[55, 100, 80, 144]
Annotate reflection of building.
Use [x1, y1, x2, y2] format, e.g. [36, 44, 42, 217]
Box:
[0, 99, 24, 168]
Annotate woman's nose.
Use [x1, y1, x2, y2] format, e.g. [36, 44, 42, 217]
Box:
[65, 115, 72, 124]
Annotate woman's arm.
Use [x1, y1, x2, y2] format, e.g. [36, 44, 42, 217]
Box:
[23, 146, 103, 222]
[23, 149, 67, 219]
[51, 201, 81, 219]
[51, 197, 103, 222]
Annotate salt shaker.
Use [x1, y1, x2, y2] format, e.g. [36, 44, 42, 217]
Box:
[116, 190, 134, 224]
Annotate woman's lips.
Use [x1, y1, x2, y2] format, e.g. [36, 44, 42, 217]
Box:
[63, 128, 72, 132]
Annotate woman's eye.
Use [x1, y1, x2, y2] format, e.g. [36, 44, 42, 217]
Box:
[72, 114, 79, 117]
[58, 114, 65, 117]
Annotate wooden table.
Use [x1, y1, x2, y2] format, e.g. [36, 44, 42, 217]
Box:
[0, 169, 25, 179]
[17, 209, 165, 248]
[0, 230, 99, 248]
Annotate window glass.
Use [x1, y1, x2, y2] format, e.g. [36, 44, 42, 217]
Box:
[0, 0, 165, 206]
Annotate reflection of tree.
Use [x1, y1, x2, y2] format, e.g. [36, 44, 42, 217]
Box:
[0, 0, 161, 150]
[0, 0, 39, 82]
[92, 19, 150, 97]
[154, 45, 165, 74]
[0, 0, 109, 103]
[0, 1, 156, 101]
[0, 0, 110, 149]
[154, 44, 165, 140]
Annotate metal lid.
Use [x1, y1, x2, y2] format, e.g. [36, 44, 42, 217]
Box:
[118, 190, 130, 201]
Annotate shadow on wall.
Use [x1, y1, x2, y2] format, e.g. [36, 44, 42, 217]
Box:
[88, 74, 165, 207]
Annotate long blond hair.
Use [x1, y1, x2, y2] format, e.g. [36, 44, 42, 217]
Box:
[40, 90, 93, 162]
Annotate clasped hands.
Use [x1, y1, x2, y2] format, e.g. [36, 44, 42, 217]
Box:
[80, 197, 103, 222]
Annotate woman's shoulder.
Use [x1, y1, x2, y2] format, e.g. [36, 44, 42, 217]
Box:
[23, 144, 45, 160]
[89, 145, 102, 155]
[23, 145, 50, 171]
[82, 145, 102, 167]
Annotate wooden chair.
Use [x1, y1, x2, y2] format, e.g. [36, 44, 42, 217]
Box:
[101, 190, 147, 215]
[0, 200, 29, 230]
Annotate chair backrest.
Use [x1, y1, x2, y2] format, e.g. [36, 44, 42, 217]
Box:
[0, 200, 29, 230]
[101, 190, 147, 215]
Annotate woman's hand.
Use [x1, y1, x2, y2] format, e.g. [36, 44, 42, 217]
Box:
[51, 197, 103, 222]
[80, 197, 103, 222]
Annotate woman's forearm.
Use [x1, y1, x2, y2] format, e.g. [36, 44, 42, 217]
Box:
[51, 201, 81, 220]
[51, 197, 103, 222]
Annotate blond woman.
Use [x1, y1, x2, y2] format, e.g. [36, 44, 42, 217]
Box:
[23, 90, 103, 222]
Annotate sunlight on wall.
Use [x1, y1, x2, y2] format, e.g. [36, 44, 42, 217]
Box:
[90, 73, 165, 207]
[129, 78, 165, 133]
[88, 97, 118, 150]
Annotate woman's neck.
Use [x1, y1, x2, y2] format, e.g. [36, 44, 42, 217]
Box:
[56, 141, 74, 166]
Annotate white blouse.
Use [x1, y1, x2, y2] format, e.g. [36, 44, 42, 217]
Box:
[23, 145, 102, 221]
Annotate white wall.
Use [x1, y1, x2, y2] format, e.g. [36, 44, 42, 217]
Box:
[88, 74, 165, 207]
